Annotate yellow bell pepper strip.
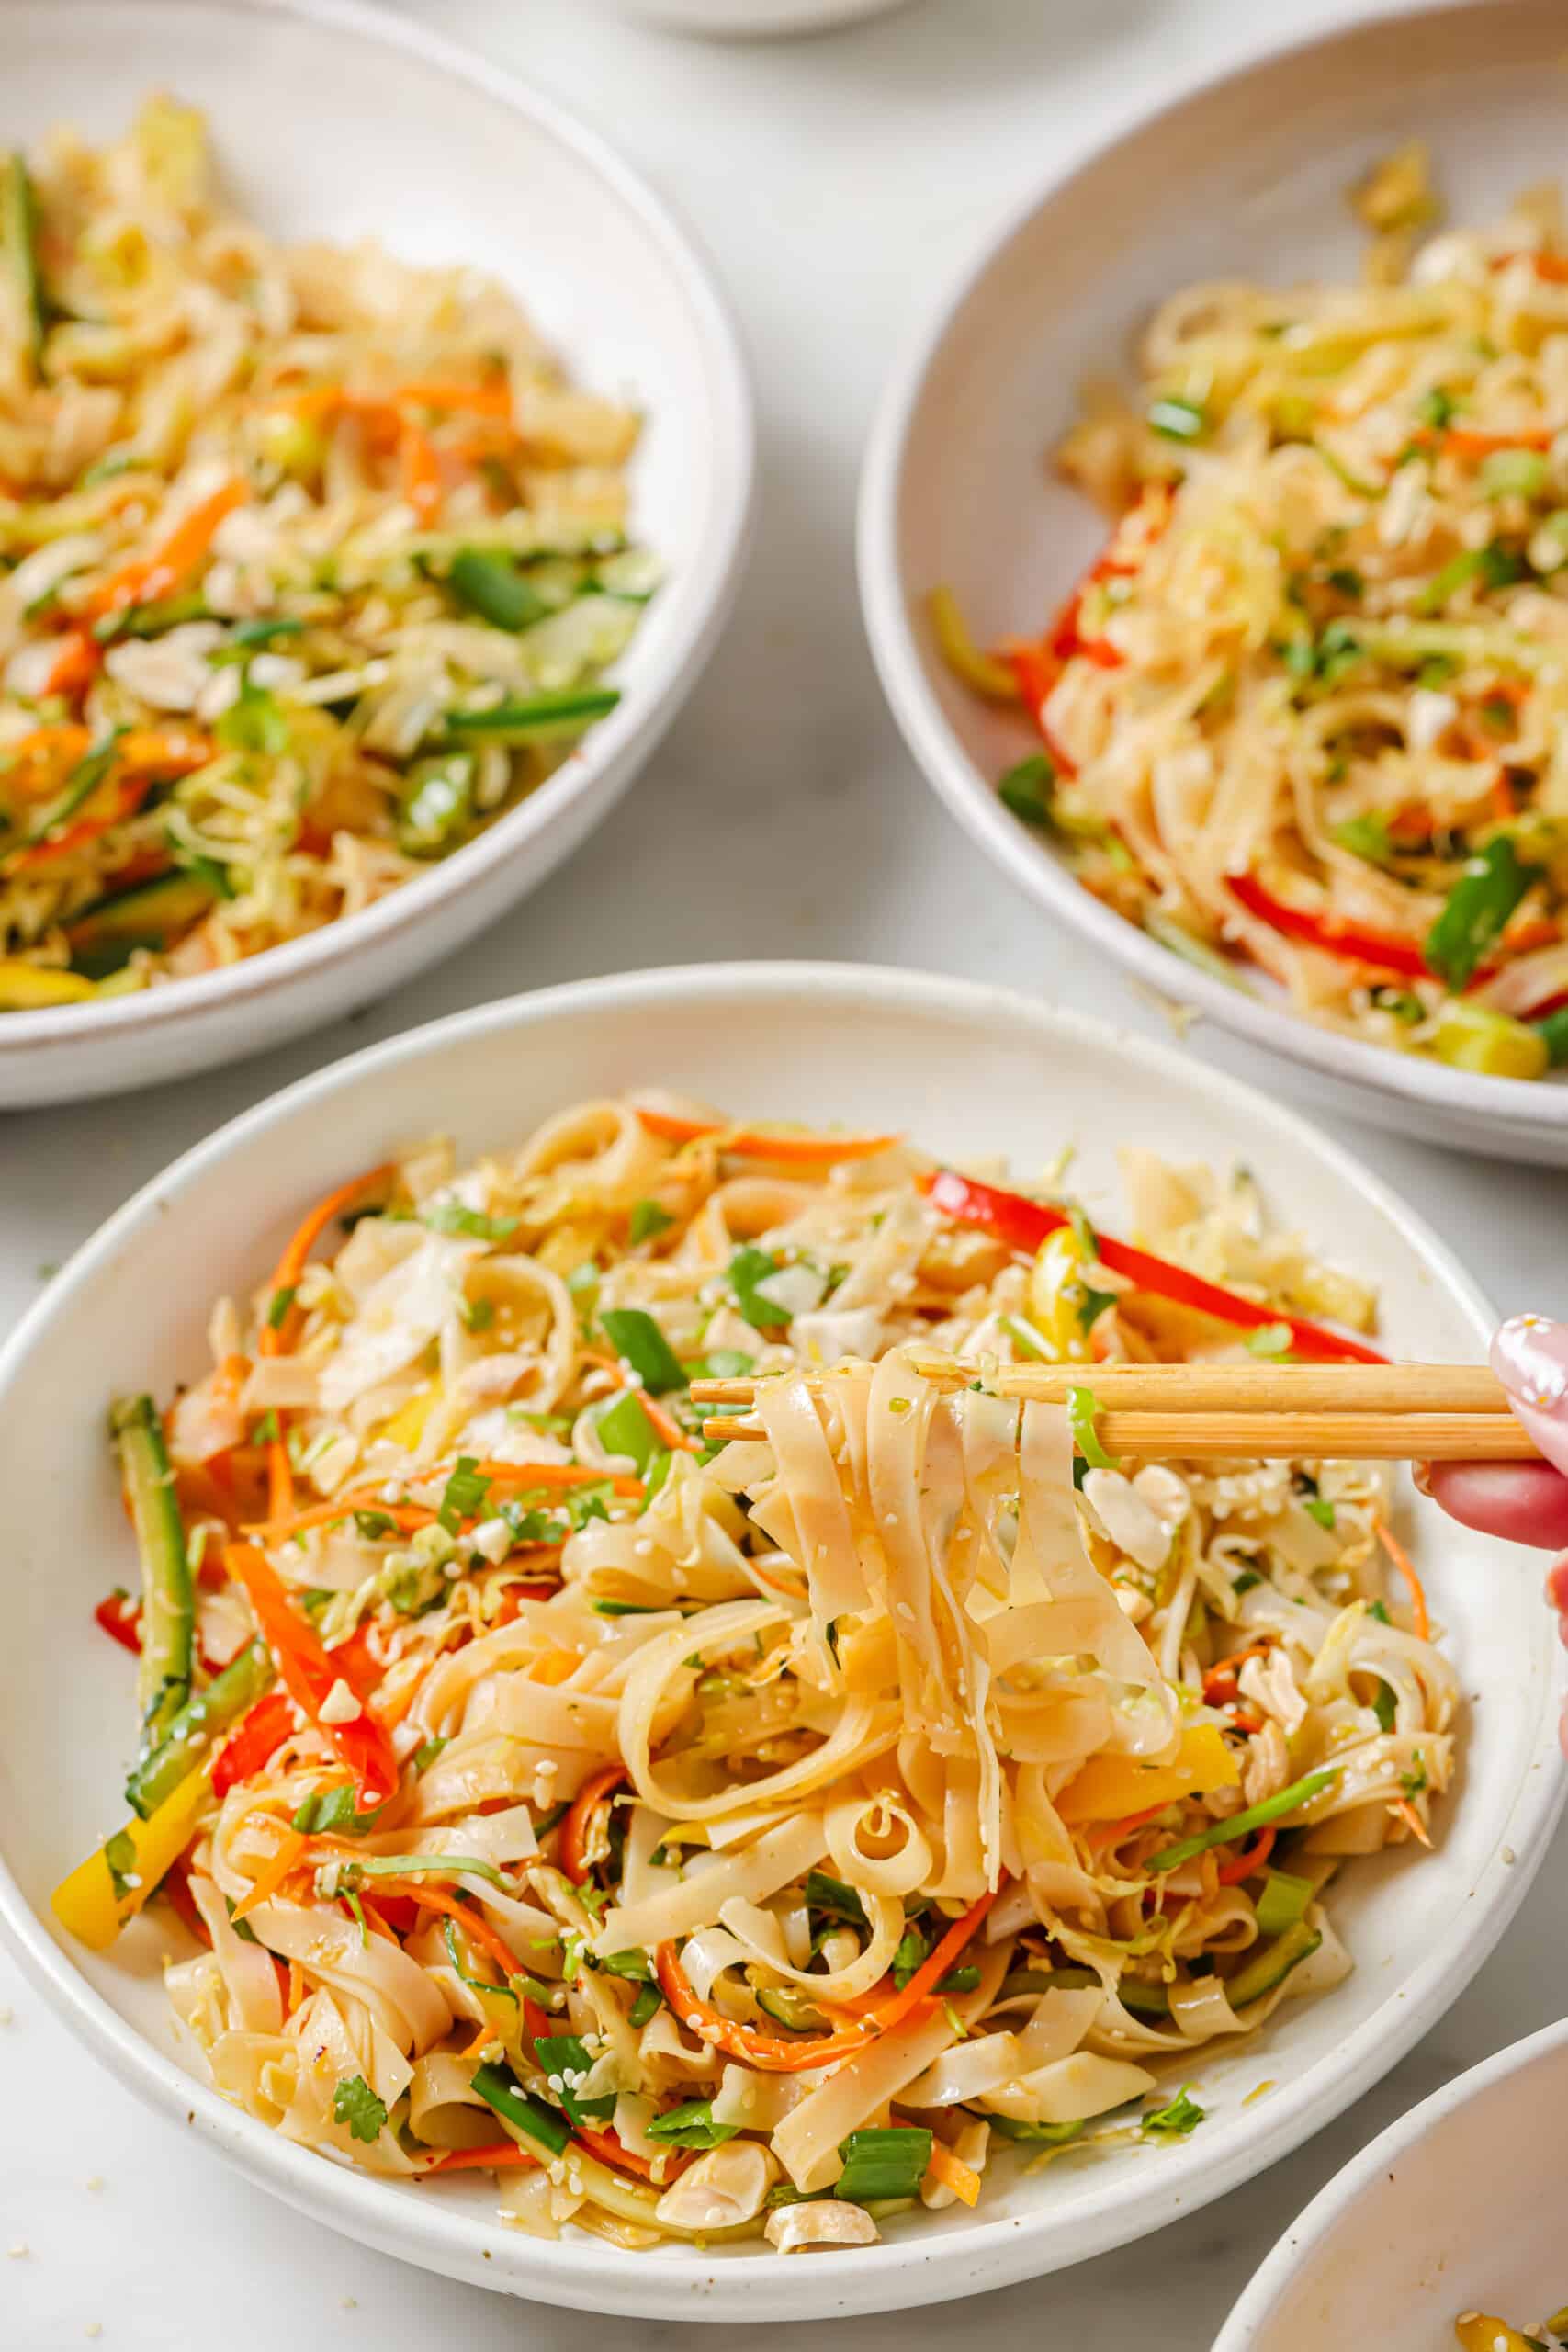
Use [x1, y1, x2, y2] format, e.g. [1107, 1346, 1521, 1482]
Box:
[0, 960, 96, 1008]
[1055, 1722, 1240, 1825]
[1452, 2318, 1541, 2352]
[51, 1759, 213, 1951]
[928, 585, 1023, 703]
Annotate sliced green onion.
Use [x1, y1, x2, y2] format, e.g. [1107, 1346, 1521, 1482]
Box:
[471, 2060, 570, 2154]
[834, 2126, 931, 2204]
[1066, 1385, 1119, 1471]
[646, 2099, 737, 2149]
[1479, 447, 1548, 500]
[1537, 1006, 1568, 1066]
[446, 686, 619, 743]
[599, 1306, 685, 1396]
[420, 1201, 519, 1241]
[531, 2031, 616, 2125]
[448, 548, 547, 632]
[396, 752, 475, 857]
[998, 752, 1054, 826]
[595, 1390, 661, 1475]
[1146, 1766, 1338, 1873]
[628, 1199, 674, 1245]
[1331, 811, 1393, 864]
[1253, 1867, 1315, 1939]
[803, 1870, 868, 1928]
[1147, 397, 1206, 442]
[438, 1456, 491, 1532]
[1426, 836, 1541, 990]
[728, 1244, 789, 1330]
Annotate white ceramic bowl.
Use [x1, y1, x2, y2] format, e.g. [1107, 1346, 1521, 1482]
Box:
[0, 962, 1561, 2319]
[591, 0, 914, 33]
[859, 0, 1568, 1165]
[1217, 2016, 1568, 2347]
[0, 0, 753, 1108]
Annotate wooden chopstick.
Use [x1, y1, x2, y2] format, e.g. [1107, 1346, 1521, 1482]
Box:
[692, 1363, 1539, 1461]
[691, 1364, 1510, 1413]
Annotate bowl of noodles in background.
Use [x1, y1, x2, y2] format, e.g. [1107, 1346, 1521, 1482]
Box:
[0, 0, 752, 1106]
[1215, 2015, 1568, 2350]
[0, 960, 1559, 2319]
[860, 0, 1568, 1164]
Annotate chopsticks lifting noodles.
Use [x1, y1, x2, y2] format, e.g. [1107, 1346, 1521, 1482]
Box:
[691, 1361, 1540, 1462]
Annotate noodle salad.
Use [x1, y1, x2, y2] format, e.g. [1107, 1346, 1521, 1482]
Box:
[942, 149, 1568, 1082]
[0, 97, 651, 1014]
[54, 1097, 1457, 2252]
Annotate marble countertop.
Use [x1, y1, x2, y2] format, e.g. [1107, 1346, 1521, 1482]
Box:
[3, 1, 1565, 2343]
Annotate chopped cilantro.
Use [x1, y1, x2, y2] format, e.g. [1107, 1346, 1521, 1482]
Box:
[333, 2074, 389, 2145]
[628, 1199, 674, 1245]
[421, 1202, 520, 1241]
[1141, 2086, 1205, 2139]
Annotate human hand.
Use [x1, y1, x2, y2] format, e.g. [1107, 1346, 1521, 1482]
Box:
[1424, 1317, 1568, 1753]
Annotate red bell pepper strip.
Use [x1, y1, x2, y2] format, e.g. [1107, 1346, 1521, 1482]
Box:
[223, 1544, 399, 1805]
[1215, 1826, 1276, 1887]
[211, 1690, 298, 1799]
[94, 1591, 141, 1655]
[921, 1168, 1387, 1364]
[1227, 873, 1431, 980]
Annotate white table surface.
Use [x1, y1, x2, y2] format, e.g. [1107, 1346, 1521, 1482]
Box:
[3, 0, 1566, 2343]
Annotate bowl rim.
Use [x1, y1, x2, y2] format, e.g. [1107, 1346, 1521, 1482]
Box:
[0, 957, 1562, 2317]
[0, 0, 755, 1060]
[855, 0, 1568, 1138]
[1213, 2011, 1568, 2346]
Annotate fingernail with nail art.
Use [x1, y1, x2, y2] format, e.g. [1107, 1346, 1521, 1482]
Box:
[1492, 1316, 1568, 1482]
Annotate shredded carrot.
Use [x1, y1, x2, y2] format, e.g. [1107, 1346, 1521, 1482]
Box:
[87, 476, 250, 619]
[39, 628, 101, 699]
[243, 1458, 639, 1543]
[1201, 1641, 1275, 1706]
[634, 1105, 897, 1161]
[1375, 1520, 1430, 1641]
[570, 2123, 667, 2182]
[1086, 1804, 1168, 1852]
[370, 1881, 548, 2038]
[400, 422, 443, 525]
[1445, 424, 1554, 458]
[922, 2138, 981, 2208]
[427, 2140, 539, 2173]
[637, 1388, 698, 1454]
[558, 1764, 626, 1884]
[393, 379, 512, 419]
[1388, 1797, 1433, 1849]
[1, 729, 215, 876]
[655, 1887, 997, 2075]
[1216, 1826, 1276, 1887]
[254, 1161, 395, 1520]
[230, 1827, 308, 1924]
